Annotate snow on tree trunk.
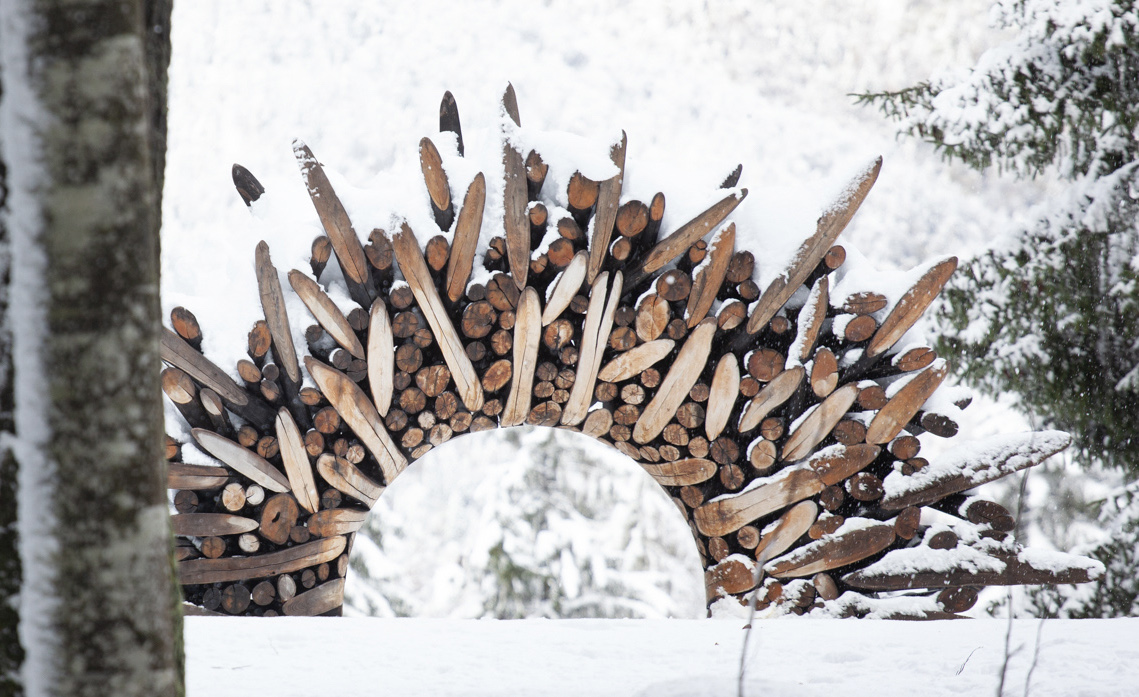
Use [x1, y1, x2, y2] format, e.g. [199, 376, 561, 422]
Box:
[0, 1, 180, 696]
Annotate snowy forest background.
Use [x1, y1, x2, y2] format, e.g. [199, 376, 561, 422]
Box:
[156, 0, 1138, 621]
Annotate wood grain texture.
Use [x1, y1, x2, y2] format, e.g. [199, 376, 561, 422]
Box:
[737, 367, 803, 433]
[255, 242, 302, 388]
[542, 250, 588, 325]
[766, 520, 896, 579]
[694, 466, 825, 537]
[192, 428, 291, 492]
[367, 298, 395, 416]
[562, 272, 623, 426]
[288, 270, 365, 359]
[705, 354, 740, 441]
[307, 509, 368, 538]
[179, 536, 346, 585]
[283, 578, 345, 617]
[753, 500, 818, 564]
[865, 361, 948, 445]
[275, 408, 320, 514]
[597, 339, 674, 383]
[501, 85, 529, 290]
[316, 453, 384, 507]
[167, 463, 230, 490]
[639, 458, 717, 487]
[445, 173, 486, 302]
[633, 319, 717, 444]
[502, 287, 542, 427]
[686, 223, 735, 327]
[627, 190, 747, 287]
[587, 132, 627, 283]
[171, 513, 258, 537]
[781, 383, 860, 462]
[867, 256, 958, 358]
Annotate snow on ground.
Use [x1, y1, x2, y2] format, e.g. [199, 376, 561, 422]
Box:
[186, 616, 1139, 697]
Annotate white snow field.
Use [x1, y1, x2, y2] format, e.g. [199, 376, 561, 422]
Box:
[186, 616, 1139, 697]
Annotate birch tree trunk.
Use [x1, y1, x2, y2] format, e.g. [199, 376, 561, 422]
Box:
[0, 1, 180, 696]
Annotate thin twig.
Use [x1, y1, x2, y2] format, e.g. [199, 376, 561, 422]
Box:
[1023, 618, 1046, 697]
[997, 469, 1031, 696]
[738, 551, 770, 697]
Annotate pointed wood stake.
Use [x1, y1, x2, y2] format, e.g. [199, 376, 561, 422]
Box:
[694, 466, 825, 537]
[316, 453, 384, 507]
[392, 223, 484, 412]
[633, 318, 717, 444]
[275, 408, 320, 514]
[293, 141, 373, 307]
[179, 537, 346, 585]
[367, 298, 395, 416]
[791, 276, 828, 363]
[542, 250, 588, 325]
[283, 578, 345, 617]
[705, 354, 740, 441]
[167, 463, 230, 491]
[747, 158, 881, 334]
[419, 136, 455, 230]
[753, 500, 818, 564]
[865, 360, 948, 444]
[161, 328, 275, 427]
[232, 163, 265, 206]
[502, 287, 542, 427]
[766, 520, 896, 579]
[807, 444, 881, 486]
[598, 338, 674, 383]
[737, 366, 803, 433]
[192, 428, 292, 493]
[501, 84, 529, 290]
[781, 383, 860, 462]
[171, 513, 258, 537]
[445, 173, 486, 302]
[440, 90, 465, 156]
[562, 272, 623, 426]
[306, 357, 407, 484]
[307, 509, 368, 538]
[686, 223, 736, 327]
[587, 132, 627, 283]
[255, 242, 302, 390]
[867, 256, 958, 357]
[639, 458, 717, 487]
[288, 270, 365, 359]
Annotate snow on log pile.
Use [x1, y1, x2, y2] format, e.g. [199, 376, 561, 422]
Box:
[162, 86, 1101, 619]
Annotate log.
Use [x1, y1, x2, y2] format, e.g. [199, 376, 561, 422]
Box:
[220, 482, 246, 512]
[275, 408, 320, 514]
[747, 158, 881, 333]
[635, 294, 671, 342]
[867, 257, 958, 358]
[562, 272, 623, 426]
[865, 360, 948, 444]
[694, 466, 825, 537]
[288, 270, 365, 360]
[791, 276, 829, 364]
[393, 223, 484, 412]
[316, 453, 384, 507]
[481, 359, 513, 393]
[705, 354, 739, 441]
[685, 223, 735, 327]
[307, 508, 368, 538]
[748, 439, 777, 474]
[255, 242, 302, 401]
[737, 367, 803, 433]
[542, 250, 588, 325]
[168, 463, 229, 490]
[439, 90, 464, 156]
[501, 84, 529, 289]
[706, 556, 759, 597]
[810, 347, 838, 398]
[179, 536, 346, 585]
[232, 163, 265, 206]
[161, 328, 275, 427]
[582, 408, 613, 438]
[781, 383, 860, 462]
[746, 349, 784, 382]
[311, 236, 333, 278]
[306, 357, 407, 484]
[419, 136, 454, 231]
[597, 339, 674, 383]
[766, 520, 896, 578]
[367, 299, 395, 416]
[173, 490, 198, 514]
[170, 306, 202, 350]
[806, 444, 882, 486]
[843, 546, 1100, 590]
[199, 537, 225, 559]
[192, 428, 291, 493]
[283, 578, 345, 617]
[587, 132, 627, 283]
[293, 141, 373, 307]
[753, 500, 818, 564]
[842, 291, 887, 315]
[162, 367, 209, 428]
[171, 513, 258, 537]
[843, 315, 877, 342]
[639, 458, 717, 487]
[526, 150, 548, 199]
[894, 345, 937, 373]
[260, 494, 300, 545]
[502, 287, 541, 427]
[445, 173, 486, 302]
[633, 319, 716, 444]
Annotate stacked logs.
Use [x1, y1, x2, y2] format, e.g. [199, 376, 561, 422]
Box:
[164, 86, 1100, 618]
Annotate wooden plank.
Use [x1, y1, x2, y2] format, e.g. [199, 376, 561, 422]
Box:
[587, 132, 627, 283]
[501, 85, 529, 290]
[179, 536, 346, 585]
[562, 272, 623, 426]
[625, 190, 747, 288]
[393, 223, 484, 412]
[633, 319, 716, 444]
[766, 520, 896, 578]
[685, 223, 735, 327]
[737, 367, 803, 433]
[747, 158, 881, 333]
[293, 141, 373, 307]
[781, 383, 860, 462]
[694, 466, 824, 537]
[316, 453, 384, 507]
[542, 250, 588, 325]
[807, 444, 881, 486]
[288, 270, 365, 359]
[639, 458, 717, 487]
[167, 463, 229, 491]
[791, 276, 828, 364]
[160, 329, 274, 426]
[307, 509, 368, 537]
[753, 500, 818, 564]
[171, 513, 258, 537]
[255, 241, 301, 389]
[306, 357, 407, 484]
[444, 173, 486, 302]
[867, 257, 958, 358]
[283, 578, 345, 617]
[502, 287, 541, 427]
[865, 361, 948, 444]
[598, 339, 674, 383]
[192, 428, 291, 493]
[274, 408, 320, 514]
[367, 298, 394, 416]
[705, 353, 740, 441]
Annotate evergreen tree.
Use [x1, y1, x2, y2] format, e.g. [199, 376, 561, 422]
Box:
[859, 0, 1139, 616]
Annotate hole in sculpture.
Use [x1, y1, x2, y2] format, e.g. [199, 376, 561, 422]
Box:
[345, 426, 706, 619]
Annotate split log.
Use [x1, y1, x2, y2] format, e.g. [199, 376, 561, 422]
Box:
[866, 257, 958, 358]
[283, 578, 345, 617]
[598, 339, 674, 383]
[587, 132, 626, 283]
[502, 287, 541, 427]
[192, 428, 291, 493]
[753, 500, 818, 564]
[634, 319, 716, 444]
[705, 354, 739, 441]
[168, 463, 229, 491]
[307, 508, 368, 537]
[694, 467, 825, 537]
[542, 250, 588, 325]
[306, 357, 407, 484]
[781, 383, 860, 462]
[562, 272, 622, 426]
[393, 223, 484, 412]
[179, 536, 346, 585]
[582, 408, 613, 438]
[865, 361, 948, 444]
[275, 408, 320, 514]
[501, 84, 530, 289]
[766, 520, 896, 578]
[747, 159, 881, 333]
[288, 270, 365, 360]
[419, 136, 454, 230]
[439, 90, 464, 156]
[445, 173, 486, 302]
[316, 453, 384, 507]
[737, 367, 803, 433]
[171, 513, 258, 537]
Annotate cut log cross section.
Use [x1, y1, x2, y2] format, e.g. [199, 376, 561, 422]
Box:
[166, 88, 1098, 619]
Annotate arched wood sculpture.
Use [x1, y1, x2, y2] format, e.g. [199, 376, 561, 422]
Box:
[164, 86, 1101, 619]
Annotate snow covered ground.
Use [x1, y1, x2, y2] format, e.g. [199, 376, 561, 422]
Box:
[186, 616, 1139, 696]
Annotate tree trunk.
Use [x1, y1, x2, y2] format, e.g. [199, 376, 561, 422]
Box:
[0, 1, 181, 696]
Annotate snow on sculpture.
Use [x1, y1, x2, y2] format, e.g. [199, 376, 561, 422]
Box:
[162, 86, 1102, 618]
